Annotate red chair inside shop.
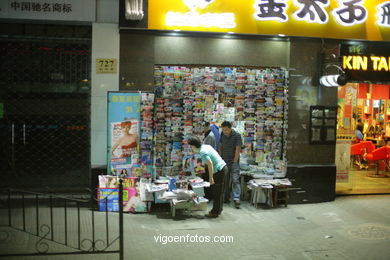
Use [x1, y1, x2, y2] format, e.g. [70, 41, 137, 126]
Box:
[360, 141, 376, 154]
[350, 142, 363, 156]
[350, 142, 364, 168]
[360, 141, 377, 169]
[350, 141, 375, 169]
[364, 146, 390, 175]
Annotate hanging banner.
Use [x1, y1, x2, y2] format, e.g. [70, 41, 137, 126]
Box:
[107, 92, 141, 176]
[148, 0, 390, 41]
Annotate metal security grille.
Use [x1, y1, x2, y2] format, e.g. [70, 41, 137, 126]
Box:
[0, 32, 91, 190]
[0, 40, 90, 93]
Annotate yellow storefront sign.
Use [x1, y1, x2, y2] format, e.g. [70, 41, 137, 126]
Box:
[148, 0, 390, 41]
[343, 55, 390, 72]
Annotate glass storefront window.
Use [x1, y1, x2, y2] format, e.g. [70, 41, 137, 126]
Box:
[336, 83, 390, 194]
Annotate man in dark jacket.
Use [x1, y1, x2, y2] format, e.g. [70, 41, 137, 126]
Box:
[219, 121, 242, 208]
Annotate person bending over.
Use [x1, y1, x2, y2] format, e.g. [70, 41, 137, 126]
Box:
[188, 136, 228, 218]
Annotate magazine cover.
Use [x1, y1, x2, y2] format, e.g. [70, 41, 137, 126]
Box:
[123, 177, 148, 213]
[194, 156, 206, 176]
[98, 176, 148, 212]
[182, 155, 194, 175]
[98, 188, 119, 212]
[131, 164, 143, 177]
[109, 158, 132, 176]
[110, 119, 139, 159]
[99, 175, 119, 188]
[98, 175, 120, 212]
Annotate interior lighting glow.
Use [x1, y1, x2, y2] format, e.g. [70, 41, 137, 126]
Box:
[166, 11, 236, 29]
[183, 0, 215, 11]
[320, 75, 346, 87]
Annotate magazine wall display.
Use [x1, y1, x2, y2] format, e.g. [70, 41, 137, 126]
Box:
[140, 92, 155, 178]
[153, 65, 289, 178]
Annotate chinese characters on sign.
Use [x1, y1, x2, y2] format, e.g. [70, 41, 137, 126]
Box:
[0, 0, 96, 22]
[111, 94, 141, 113]
[332, 0, 367, 26]
[10, 1, 72, 13]
[378, 2, 390, 27]
[253, 0, 389, 27]
[253, 0, 288, 22]
[293, 0, 329, 24]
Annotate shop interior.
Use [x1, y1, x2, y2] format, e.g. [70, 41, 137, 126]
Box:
[336, 83, 390, 194]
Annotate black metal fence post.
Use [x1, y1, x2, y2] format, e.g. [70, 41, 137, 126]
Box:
[77, 201, 81, 250]
[92, 201, 95, 252]
[119, 178, 124, 260]
[50, 196, 53, 241]
[64, 199, 68, 246]
[8, 189, 11, 227]
[22, 193, 26, 231]
[35, 194, 39, 236]
[106, 198, 109, 247]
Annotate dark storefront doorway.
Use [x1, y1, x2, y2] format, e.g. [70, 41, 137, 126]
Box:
[0, 24, 91, 190]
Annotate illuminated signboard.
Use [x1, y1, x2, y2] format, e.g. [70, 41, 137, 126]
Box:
[148, 0, 390, 41]
[341, 44, 390, 82]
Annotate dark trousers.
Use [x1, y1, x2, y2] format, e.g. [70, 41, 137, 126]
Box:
[202, 167, 213, 200]
[210, 166, 228, 215]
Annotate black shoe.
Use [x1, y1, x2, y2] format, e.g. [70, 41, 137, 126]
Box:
[224, 199, 230, 204]
[205, 212, 219, 218]
[234, 201, 240, 209]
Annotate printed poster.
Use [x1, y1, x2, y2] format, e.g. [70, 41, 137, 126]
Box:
[335, 140, 350, 182]
[108, 92, 141, 175]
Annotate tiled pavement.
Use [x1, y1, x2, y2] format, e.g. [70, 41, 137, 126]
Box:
[1, 194, 390, 260]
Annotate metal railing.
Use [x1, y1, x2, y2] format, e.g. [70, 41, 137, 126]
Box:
[0, 180, 124, 259]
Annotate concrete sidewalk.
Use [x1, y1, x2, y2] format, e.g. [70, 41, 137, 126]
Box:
[1, 194, 390, 260]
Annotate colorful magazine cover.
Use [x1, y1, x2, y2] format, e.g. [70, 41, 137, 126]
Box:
[98, 176, 148, 213]
[123, 178, 148, 213]
[182, 155, 194, 175]
[141, 150, 153, 165]
[194, 157, 206, 176]
[131, 164, 143, 177]
[98, 188, 119, 212]
[110, 119, 139, 160]
[98, 175, 120, 212]
[114, 164, 132, 177]
[99, 175, 119, 188]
